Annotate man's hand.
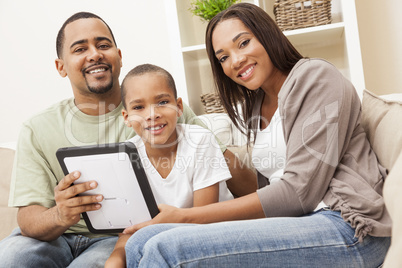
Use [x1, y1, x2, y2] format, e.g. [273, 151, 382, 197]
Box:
[18, 171, 103, 241]
[54, 171, 103, 227]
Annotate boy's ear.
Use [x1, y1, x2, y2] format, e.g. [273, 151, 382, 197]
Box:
[122, 109, 132, 127]
[176, 98, 184, 117]
[55, 58, 67, 77]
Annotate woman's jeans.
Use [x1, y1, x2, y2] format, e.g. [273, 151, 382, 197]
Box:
[126, 209, 390, 268]
[0, 228, 118, 267]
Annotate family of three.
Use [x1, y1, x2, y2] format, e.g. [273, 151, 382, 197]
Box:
[0, 3, 392, 267]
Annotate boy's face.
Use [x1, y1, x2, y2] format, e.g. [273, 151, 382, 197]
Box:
[122, 73, 183, 147]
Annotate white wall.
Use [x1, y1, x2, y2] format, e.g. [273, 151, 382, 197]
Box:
[1, 0, 401, 144]
[0, 0, 174, 144]
[356, 0, 402, 95]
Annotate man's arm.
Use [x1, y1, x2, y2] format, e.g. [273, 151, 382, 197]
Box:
[17, 171, 103, 241]
[223, 149, 257, 197]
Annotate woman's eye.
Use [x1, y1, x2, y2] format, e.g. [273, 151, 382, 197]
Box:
[240, 39, 250, 48]
[219, 56, 228, 63]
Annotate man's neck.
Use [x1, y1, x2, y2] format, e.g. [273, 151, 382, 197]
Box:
[74, 90, 121, 116]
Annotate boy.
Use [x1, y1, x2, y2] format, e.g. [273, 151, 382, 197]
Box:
[105, 64, 233, 267]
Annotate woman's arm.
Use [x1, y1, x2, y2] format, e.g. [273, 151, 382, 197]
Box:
[123, 192, 265, 234]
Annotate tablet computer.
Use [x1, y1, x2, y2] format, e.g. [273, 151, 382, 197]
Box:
[56, 142, 159, 234]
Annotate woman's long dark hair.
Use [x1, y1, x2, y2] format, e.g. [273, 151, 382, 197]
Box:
[205, 3, 303, 143]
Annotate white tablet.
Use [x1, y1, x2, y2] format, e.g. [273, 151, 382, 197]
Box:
[56, 142, 159, 234]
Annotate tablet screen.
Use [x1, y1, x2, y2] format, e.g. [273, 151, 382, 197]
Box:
[57, 142, 159, 233]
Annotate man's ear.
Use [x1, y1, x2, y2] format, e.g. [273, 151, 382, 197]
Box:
[176, 98, 184, 117]
[122, 109, 132, 127]
[55, 58, 67, 77]
[118, 49, 123, 68]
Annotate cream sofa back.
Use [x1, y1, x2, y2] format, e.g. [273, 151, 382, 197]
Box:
[361, 89, 402, 171]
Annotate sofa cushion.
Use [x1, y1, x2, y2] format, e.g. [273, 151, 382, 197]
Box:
[0, 148, 18, 240]
[198, 113, 234, 146]
[361, 89, 402, 170]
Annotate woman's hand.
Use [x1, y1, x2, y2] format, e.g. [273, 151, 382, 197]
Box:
[123, 204, 188, 234]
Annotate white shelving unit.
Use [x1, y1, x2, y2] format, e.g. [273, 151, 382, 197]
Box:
[165, 0, 365, 115]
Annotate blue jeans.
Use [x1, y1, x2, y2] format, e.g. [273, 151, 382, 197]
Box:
[0, 228, 118, 267]
[126, 210, 390, 267]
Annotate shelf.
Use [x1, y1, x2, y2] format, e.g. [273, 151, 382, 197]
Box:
[181, 22, 345, 60]
[168, 0, 364, 114]
[285, 22, 345, 46]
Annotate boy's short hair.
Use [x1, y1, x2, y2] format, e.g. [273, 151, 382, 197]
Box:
[121, 64, 177, 108]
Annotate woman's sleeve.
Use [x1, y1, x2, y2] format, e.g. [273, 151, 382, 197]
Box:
[257, 59, 361, 217]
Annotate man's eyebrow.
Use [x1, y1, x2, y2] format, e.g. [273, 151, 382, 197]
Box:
[70, 39, 87, 49]
[69, 36, 113, 50]
[95, 36, 113, 44]
[215, 31, 251, 56]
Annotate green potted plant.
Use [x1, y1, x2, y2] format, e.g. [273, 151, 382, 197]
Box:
[189, 0, 240, 22]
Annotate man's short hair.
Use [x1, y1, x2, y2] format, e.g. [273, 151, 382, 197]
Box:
[56, 12, 117, 58]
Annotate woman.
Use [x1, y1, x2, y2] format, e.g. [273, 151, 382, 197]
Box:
[123, 3, 391, 267]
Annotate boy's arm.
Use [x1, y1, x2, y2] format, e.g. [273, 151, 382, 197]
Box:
[193, 184, 219, 207]
[105, 234, 131, 268]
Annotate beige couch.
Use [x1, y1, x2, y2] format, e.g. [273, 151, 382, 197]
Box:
[1, 89, 401, 241]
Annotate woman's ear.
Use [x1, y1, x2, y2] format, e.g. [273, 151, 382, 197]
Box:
[122, 109, 132, 127]
[176, 98, 184, 117]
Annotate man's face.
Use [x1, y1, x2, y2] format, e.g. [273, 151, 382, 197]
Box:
[56, 18, 122, 97]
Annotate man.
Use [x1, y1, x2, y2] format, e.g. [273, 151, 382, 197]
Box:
[0, 12, 256, 267]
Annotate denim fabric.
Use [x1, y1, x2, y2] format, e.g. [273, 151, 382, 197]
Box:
[126, 210, 390, 268]
[0, 228, 118, 267]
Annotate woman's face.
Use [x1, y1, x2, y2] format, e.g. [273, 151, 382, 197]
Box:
[212, 18, 277, 91]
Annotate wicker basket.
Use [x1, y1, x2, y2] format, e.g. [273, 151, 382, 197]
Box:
[200, 93, 226, 114]
[274, 0, 332, 31]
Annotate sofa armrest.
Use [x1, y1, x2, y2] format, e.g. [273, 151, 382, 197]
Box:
[0, 148, 18, 240]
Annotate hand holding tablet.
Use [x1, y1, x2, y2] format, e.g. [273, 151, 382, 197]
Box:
[56, 142, 159, 233]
